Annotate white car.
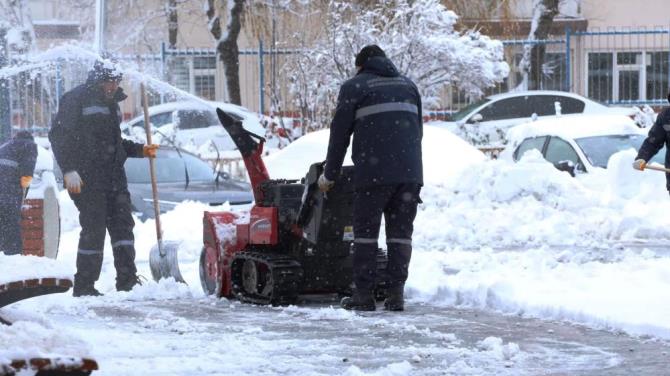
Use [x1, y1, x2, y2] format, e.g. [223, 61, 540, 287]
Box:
[438, 90, 634, 147]
[122, 101, 266, 158]
[504, 114, 662, 175]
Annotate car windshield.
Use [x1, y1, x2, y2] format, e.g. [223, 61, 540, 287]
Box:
[448, 98, 491, 121]
[575, 134, 664, 168]
[125, 151, 215, 183]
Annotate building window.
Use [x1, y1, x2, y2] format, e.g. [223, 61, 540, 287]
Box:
[588, 53, 613, 102]
[647, 52, 669, 101]
[169, 56, 217, 100]
[588, 51, 669, 103]
[617, 52, 642, 101]
[195, 75, 216, 100]
[542, 53, 566, 91]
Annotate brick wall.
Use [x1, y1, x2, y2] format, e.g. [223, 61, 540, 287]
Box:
[21, 199, 45, 257]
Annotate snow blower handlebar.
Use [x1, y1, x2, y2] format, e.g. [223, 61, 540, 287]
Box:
[216, 108, 271, 202]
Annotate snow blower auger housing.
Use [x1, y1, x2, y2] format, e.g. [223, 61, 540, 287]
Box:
[198, 108, 388, 305]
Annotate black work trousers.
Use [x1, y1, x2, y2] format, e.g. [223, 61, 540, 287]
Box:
[0, 202, 22, 255]
[352, 183, 421, 292]
[70, 189, 137, 289]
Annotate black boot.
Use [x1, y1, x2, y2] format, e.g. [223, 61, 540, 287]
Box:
[116, 274, 143, 292]
[73, 284, 103, 297]
[383, 285, 404, 311]
[113, 245, 140, 292]
[341, 289, 376, 311]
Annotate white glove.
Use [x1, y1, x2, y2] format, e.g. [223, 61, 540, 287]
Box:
[64, 171, 83, 194]
[632, 159, 647, 171]
[318, 174, 334, 192]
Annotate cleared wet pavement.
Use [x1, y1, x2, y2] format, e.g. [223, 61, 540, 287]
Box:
[77, 297, 670, 375]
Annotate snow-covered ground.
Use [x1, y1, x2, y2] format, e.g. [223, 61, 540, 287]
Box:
[4, 122, 670, 374]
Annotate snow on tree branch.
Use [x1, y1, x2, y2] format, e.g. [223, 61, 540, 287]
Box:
[285, 0, 509, 130]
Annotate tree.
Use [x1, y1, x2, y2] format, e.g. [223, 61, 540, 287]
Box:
[206, 0, 245, 105]
[0, 0, 36, 54]
[519, 0, 560, 90]
[167, 0, 179, 49]
[286, 0, 509, 131]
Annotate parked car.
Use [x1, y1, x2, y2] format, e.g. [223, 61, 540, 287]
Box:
[504, 114, 663, 175]
[124, 147, 254, 219]
[121, 100, 266, 157]
[439, 90, 634, 146]
[50, 145, 254, 220]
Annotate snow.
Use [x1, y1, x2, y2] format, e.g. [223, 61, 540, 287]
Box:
[0, 254, 73, 286]
[505, 114, 643, 144]
[3, 37, 670, 374]
[0, 321, 90, 364]
[5, 117, 670, 365]
[264, 125, 486, 185]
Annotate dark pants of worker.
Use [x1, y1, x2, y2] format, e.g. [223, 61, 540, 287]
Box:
[70, 189, 137, 289]
[0, 202, 22, 255]
[352, 183, 421, 292]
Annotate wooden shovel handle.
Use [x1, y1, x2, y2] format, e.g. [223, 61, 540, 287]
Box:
[140, 82, 163, 252]
[645, 164, 670, 173]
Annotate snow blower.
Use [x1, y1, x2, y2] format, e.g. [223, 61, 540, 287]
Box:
[193, 108, 389, 305]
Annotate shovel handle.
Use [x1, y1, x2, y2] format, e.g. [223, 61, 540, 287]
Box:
[645, 164, 670, 173]
[140, 81, 163, 254]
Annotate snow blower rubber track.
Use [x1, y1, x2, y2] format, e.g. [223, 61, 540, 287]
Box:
[231, 252, 303, 306]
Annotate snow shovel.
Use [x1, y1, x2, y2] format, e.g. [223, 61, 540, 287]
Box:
[644, 164, 670, 173]
[139, 82, 185, 283]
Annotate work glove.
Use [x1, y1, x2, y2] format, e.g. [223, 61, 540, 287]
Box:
[64, 171, 83, 194]
[632, 159, 647, 171]
[143, 144, 159, 158]
[318, 174, 334, 192]
[20, 176, 32, 189]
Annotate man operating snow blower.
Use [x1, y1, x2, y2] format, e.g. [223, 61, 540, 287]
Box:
[633, 90, 670, 186]
[319, 45, 423, 311]
[49, 60, 159, 297]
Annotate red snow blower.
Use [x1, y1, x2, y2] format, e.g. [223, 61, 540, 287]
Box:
[188, 109, 388, 305]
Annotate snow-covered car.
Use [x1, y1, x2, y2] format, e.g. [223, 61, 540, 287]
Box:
[438, 90, 634, 146]
[121, 100, 266, 158]
[124, 147, 253, 219]
[504, 114, 663, 175]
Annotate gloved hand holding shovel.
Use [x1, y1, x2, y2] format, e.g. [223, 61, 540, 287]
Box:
[633, 159, 670, 173]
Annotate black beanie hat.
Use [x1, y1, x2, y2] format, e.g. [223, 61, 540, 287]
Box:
[355, 45, 386, 67]
[89, 60, 123, 82]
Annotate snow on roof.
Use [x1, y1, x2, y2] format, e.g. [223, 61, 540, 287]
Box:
[506, 114, 643, 145]
[264, 124, 485, 185]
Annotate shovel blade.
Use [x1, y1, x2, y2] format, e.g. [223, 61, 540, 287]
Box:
[149, 240, 186, 283]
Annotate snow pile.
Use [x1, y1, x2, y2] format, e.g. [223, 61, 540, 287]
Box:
[264, 125, 486, 184]
[344, 361, 413, 376]
[476, 337, 520, 361]
[0, 321, 90, 364]
[0, 254, 73, 285]
[407, 247, 670, 339]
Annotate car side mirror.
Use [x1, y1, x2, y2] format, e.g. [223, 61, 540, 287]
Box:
[555, 160, 576, 177]
[469, 113, 483, 124]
